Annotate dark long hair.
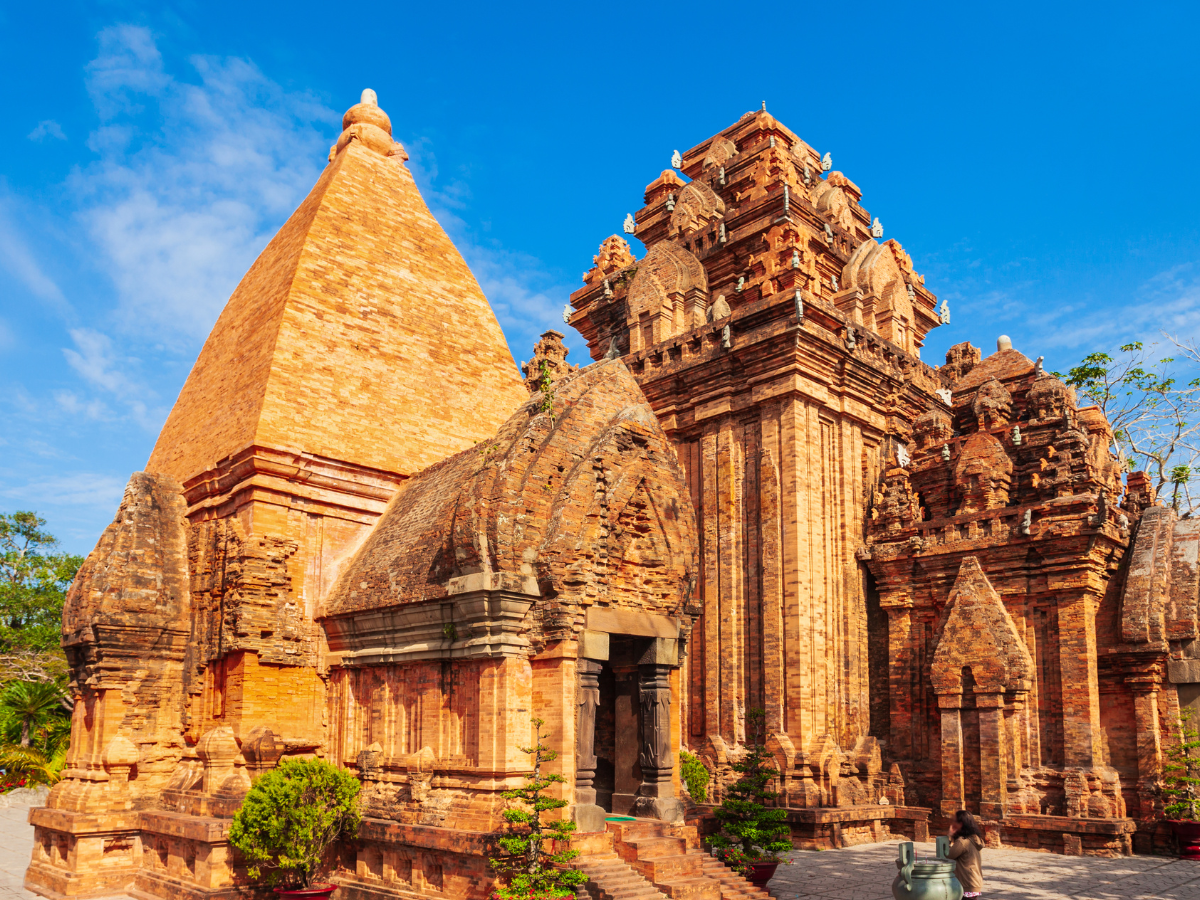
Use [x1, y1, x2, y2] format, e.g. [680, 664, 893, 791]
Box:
[953, 810, 983, 840]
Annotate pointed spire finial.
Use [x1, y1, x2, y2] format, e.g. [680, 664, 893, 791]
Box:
[761, 100, 766, 111]
[361, 88, 378, 106]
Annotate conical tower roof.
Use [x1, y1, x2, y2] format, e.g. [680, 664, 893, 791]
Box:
[147, 89, 527, 483]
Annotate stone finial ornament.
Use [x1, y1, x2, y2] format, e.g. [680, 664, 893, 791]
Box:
[1020, 509, 1033, 535]
[794, 290, 804, 321]
[871, 218, 884, 239]
[824, 223, 834, 241]
[846, 326, 857, 350]
[782, 185, 790, 214]
[707, 294, 732, 322]
[603, 279, 613, 298]
[722, 324, 732, 350]
[1012, 425, 1023, 446]
[623, 213, 637, 234]
[361, 88, 378, 105]
[897, 445, 911, 467]
[769, 135, 776, 148]
[666, 193, 676, 212]
[821, 152, 833, 172]
[562, 303, 571, 324]
[936, 387, 953, 405]
[791, 250, 801, 269]
[1034, 355, 1045, 377]
[719, 223, 727, 243]
[938, 300, 951, 325]
[736, 276, 745, 292]
[942, 444, 951, 462]
[998, 335, 1013, 352]
[803, 163, 812, 185]
[832, 274, 839, 292]
[671, 149, 682, 169]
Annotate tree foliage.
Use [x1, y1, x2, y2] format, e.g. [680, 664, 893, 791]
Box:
[489, 717, 586, 900]
[1163, 708, 1200, 821]
[0, 512, 82, 668]
[680, 750, 710, 803]
[0, 680, 72, 786]
[706, 709, 792, 874]
[228, 758, 361, 889]
[1062, 339, 1200, 515]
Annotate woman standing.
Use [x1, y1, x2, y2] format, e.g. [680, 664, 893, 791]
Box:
[947, 810, 985, 898]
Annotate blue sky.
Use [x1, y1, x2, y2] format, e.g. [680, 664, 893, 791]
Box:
[1, 2, 1198, 556]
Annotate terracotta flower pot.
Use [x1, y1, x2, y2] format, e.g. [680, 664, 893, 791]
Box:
[747, 862, 778, 887]
[1170, 819, 1200, 860]
[274, 885, 336, 899]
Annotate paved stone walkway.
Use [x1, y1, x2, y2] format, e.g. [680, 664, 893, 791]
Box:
[1, 806, 1198, 900]
[0, 804, 135, 900]
[768, 839, 1200, 900]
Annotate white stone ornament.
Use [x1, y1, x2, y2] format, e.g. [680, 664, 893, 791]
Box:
[666, 193, 676, 212]
[935, 387, 953, 405]
[871, 217, 884, 238]
[736, 276, 745, 292]
[623, 213, 636, 234]
[671, 149, 682, 169]
[791, 250, 801, 269]
[821, 152, 832, 172]
[938, 300, 951, 325]
[562, 304, 571, 324]
[803, 163, 812, 185]
[941, 444, 951, 462]
[718, 166, 726, 186]
[897, 445, 911, 467]
[603, 279, 613, 299]
[831, 275, 839, 292]
[1012, 425, 1023, 446]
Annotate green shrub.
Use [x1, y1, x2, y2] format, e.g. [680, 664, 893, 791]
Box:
[489, 717, 586, 900]
[1164, 708, 1200, 820]
[706, 709, 792, 875]
[680, 750, 709, 803]
[228, 758, 361, 889]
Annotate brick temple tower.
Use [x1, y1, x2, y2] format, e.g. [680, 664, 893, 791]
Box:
[568, 107, 945, 844]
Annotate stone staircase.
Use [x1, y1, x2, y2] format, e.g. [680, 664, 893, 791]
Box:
[573, 818, 774, 900]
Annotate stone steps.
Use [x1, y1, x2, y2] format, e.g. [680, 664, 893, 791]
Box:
[573, 818, 774, 900]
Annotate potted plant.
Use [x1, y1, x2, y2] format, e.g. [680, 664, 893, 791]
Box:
[488, 717, 587, 899]
[1163, 708, 1200, 859]
[706, 709, 792, 887]
[228, 757, 362, 898]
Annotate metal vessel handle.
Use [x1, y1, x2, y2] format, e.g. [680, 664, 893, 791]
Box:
[936, 835, 951, 860]
[898, 840, 914, 892]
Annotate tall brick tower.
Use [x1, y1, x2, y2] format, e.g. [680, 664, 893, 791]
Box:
[29, 90, 528, 899]
[568, 107, 945, 842]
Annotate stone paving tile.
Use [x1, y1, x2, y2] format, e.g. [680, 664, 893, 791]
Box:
[767, 839, 1200, 900]
[0, 804, 136, 900]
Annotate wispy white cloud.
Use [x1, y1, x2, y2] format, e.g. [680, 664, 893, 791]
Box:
[407, 143, 579, 366]
[60, 328, 161, 428]
[27, 120, 66, 142]
[73, 25, 334, 346]
[0, 473, 126, 509]
[0, 199, 71, 315]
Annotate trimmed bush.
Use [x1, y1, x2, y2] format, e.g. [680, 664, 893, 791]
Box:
[228, 758, 361, 889]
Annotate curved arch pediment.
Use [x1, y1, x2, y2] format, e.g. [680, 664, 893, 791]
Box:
[668, 179, 726, 241]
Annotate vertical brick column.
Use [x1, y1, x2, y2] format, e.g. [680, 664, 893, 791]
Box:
[1057, 596, 1102, 767]
[1131, 679, 1162, 818]
[887, 605, 914, 760]
[939, 695, 965, 816]
[977, 694, 1008, 819]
